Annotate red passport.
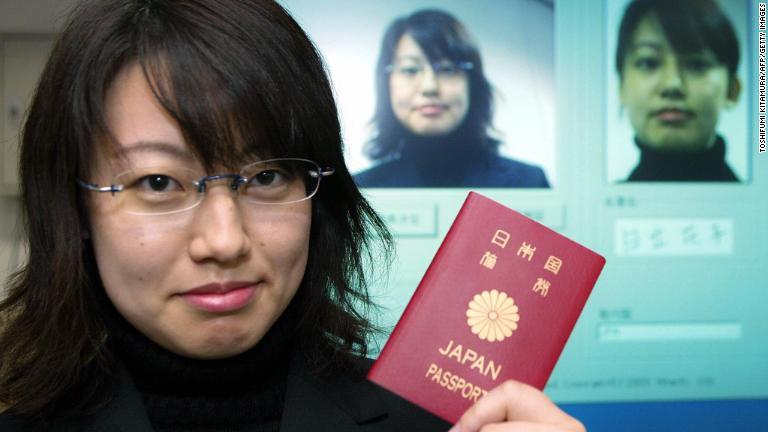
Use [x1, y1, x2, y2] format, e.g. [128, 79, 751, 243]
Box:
[368, 192, 605, 424]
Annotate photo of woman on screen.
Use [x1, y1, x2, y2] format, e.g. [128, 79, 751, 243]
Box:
[615, 0, 742, 182]
[354, 9, 550, 188]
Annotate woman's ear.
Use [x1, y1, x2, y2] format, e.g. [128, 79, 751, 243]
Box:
[725, 76, 741, 108]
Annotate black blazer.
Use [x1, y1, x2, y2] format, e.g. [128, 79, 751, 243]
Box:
[0, 356, 450, 431]
[354, 153, 550, 188]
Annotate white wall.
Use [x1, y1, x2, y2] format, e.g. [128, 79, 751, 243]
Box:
[0, 0, 77, 33]
[0, 197, 22, 293]
[0, 0, 68, 290]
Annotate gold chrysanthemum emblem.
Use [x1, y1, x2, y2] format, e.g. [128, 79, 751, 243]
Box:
[466, 289, 520, 342]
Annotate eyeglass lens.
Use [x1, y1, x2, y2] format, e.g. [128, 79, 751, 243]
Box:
[112, 158, 321, 215]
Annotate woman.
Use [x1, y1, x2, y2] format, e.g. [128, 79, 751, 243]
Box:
[616, 0, 741, 182]
[0, 1, 581, 431]
[354, 9, 550, 188]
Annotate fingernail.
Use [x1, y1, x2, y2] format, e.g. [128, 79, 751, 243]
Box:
[448, 425, 461, 432]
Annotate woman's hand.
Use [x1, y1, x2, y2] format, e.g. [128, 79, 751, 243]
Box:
[449, 380, 585, 432]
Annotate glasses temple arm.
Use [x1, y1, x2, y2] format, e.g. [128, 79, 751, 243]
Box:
[310, 167, 335, 179]
[77, 179, 124, 195]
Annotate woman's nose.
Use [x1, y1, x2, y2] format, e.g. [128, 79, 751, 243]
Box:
[187, 187, 251, 263]
[419, 66, 439, 95]
[658, 58, 685, 97]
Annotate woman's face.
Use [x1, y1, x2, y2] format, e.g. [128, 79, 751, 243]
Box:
[389, 33, 470, 136]
[88, 63, 311, 359]
[619, 13, 738, 151]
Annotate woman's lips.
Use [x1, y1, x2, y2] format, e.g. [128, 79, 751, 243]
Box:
[416, 104, 448, 116]
[655, 109, 692, 123]
[179, 282, 258, 313]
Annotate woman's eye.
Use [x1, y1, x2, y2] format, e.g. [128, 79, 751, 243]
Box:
[633, 57, 660, 71]
[251, 169, 287, 187]
[137, 174, 182, 193]
[435, 63, 459, 75]
[398, 66, 422, 76]
[685, 58, 714, 72]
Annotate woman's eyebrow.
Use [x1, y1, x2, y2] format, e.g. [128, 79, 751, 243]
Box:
[115, 141, 196, 163]
[630, 42, 663, 52]
[394, 55, 425, 62]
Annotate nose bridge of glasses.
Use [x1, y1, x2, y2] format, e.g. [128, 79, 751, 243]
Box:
[191, 174, 248, 219]
[194, 173, 247, 193]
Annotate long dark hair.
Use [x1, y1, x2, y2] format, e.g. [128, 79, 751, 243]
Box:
[366, 9, 498, 161]
[615, 0, 740, 84]
[0, 0, 390, 417]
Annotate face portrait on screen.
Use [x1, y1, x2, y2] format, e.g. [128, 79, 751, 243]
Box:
[619, 14, 737, 152]
[355, 9, 551, 188]
[615, 0, 742, 182]
[389, 34, 470, 137]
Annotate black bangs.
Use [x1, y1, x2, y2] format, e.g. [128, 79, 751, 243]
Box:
[616, 0, 739, 78]
[75, 0, 341, 173]
[131, 1, 320, 170]
[653, 4, 705, 54]
[407, 10, 478, 65]
[653, 3, 739, 76]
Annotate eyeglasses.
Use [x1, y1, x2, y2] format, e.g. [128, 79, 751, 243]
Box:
[78, 158, 334, 216]
[386, 60, 474, 82]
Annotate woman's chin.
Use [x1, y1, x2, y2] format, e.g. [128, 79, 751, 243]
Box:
[640, 128, 715, 152]
[648, 138, 712, 153]
[164, 331, 261, 360]
[407, 123, 459, 137]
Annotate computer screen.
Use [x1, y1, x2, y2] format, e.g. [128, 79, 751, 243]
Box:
[280, 0, 768, 430]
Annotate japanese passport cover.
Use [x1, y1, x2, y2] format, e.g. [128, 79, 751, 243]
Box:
[367, 192, 605, 424]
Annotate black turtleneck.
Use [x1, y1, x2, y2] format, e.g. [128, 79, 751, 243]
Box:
[100, 298, 295, 432]
[627, 135, 739, 182]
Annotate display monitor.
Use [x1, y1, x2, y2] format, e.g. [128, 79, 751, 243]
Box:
[280, 1, 767, 430]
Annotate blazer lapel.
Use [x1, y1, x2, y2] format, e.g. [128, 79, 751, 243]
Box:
[81, 369, 154, 432]
[280, 358, 389, 432]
